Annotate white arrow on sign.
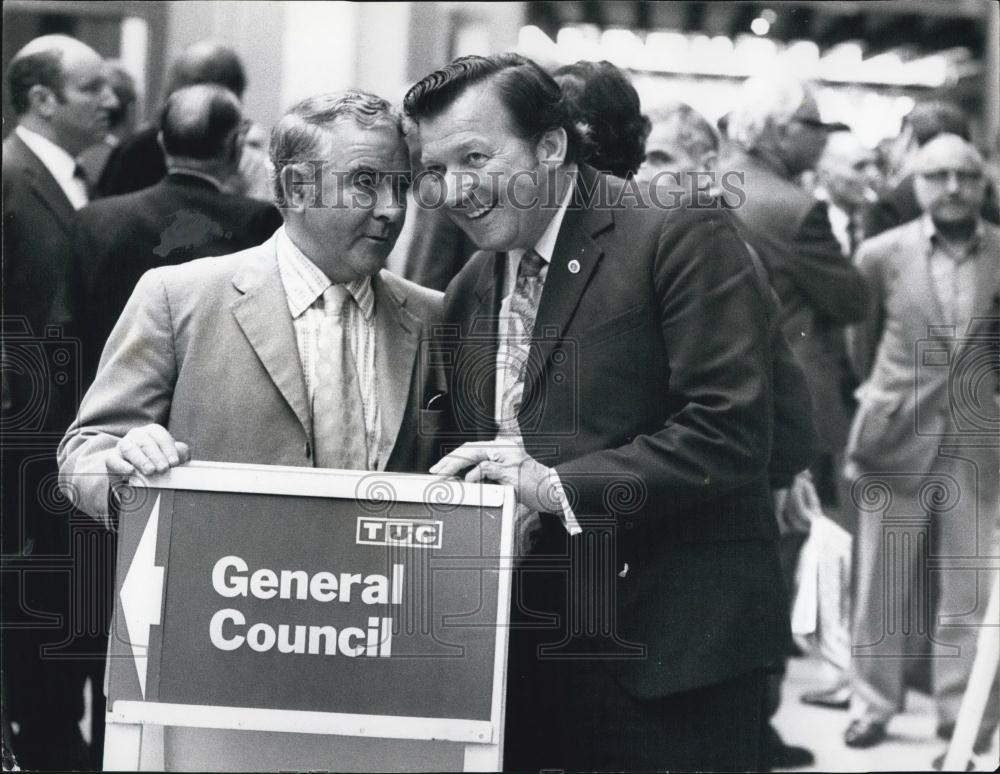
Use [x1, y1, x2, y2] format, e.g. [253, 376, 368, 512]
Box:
[120, 493, 165, 699]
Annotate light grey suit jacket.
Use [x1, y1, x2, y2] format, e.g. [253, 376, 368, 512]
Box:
[846, 218, 1000, 488]
[58, 235, 444, 525]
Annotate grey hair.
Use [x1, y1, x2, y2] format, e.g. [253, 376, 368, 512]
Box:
[269, 89, 403, 206]
[648, 101, 720, 158]
[726, 73, 810, 152]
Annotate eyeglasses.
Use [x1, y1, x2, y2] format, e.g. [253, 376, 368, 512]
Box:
[792, 116, 830, 131]
[919, 169, 984, 185]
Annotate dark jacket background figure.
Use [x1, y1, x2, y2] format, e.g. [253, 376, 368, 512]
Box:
[724, 147, 867, 485]
[65, 171, 281, 387]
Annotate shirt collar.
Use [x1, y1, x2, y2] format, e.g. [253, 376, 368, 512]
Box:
[922, 213, 983, 261]
[166, 167, 225, 191]
[508, 167, 577, 269]
[15, 125, 78, 184]
[275, 227, 375, 320]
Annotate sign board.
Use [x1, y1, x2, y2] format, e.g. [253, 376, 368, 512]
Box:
[103, 461, 515, 772]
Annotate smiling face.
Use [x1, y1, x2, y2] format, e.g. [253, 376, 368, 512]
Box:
[283, 119, 409, 283]
[414, 81, 562, 253]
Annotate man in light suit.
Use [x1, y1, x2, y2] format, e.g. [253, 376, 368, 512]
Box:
[2, 34, 118, 770]
[59, 90, 443, 530]
[407, 54, 788, 771]
[843, 134, 1000, 763]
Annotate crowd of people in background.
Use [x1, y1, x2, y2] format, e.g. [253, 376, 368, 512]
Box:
[2, 31, 998, 773]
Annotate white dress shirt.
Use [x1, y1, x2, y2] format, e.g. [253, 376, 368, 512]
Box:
[275, 227, 381, 468]
[494, 172, 581, 535]
[15, 125, 89, 210]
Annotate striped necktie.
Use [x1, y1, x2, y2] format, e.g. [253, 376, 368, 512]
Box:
[312, 285, 369, 470]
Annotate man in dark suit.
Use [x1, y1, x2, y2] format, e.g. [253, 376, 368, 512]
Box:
[96, 41, 271, 202]
[2, 34, 118, 770]
[67, 83, 282, 387]
[409, 54, 789, 771]
[723, 74, 869, 509]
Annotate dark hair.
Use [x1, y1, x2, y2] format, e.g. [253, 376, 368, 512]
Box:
[403, 53, 583, 164]
[553, 60, 649, 178]
[906, 101, 971, 146]
[160, 84, 242, 160]
[7, 49, 64, 115]
[270, 90, 402, 206]
[166, 42, 246, 98]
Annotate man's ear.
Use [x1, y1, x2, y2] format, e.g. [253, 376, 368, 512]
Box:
[535, 126, 568, 166]
[225, 128, 244, 168]
[279, 163, 317, 211]
[27, 84, 58, 118]
[698, 149, 719, 178]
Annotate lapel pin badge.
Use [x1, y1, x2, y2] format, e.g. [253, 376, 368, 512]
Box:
[568, 259, 581, 274]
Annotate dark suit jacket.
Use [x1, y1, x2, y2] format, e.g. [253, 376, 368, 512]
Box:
[863, 171, 1000, 239]
[440, 165, 790, 699]
[726, 148, 868, 453]
[2, 132, 79, 552]
[94, 125, 164, 197]
[65, 172, 281, 386]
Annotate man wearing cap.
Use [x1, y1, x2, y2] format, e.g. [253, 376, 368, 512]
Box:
[724, 74, 869, 511]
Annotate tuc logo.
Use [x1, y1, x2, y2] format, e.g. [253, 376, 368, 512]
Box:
[356, 517, 443, 549]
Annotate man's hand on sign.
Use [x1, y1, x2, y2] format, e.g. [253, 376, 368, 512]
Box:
[106, 423, 191, 477]
[430, 441, 562, 513]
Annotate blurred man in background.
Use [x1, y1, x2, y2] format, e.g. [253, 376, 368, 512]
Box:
[865, 100, 999, 238]
[97, 40, 272, 201]
[814, 130, 881, 261]
[844, 134, 1000, 765]
[725, 74, 868, 512]
[76, 60, 138, 186]
[66, 83, 281, 388]
[2, 33, 118, 770]
[553, 59, 650, 179]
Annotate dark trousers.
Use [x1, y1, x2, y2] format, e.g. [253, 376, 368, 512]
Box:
[504, 651, 767, 772]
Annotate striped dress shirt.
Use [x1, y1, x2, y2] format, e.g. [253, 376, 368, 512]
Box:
[275, 227, 381, 468]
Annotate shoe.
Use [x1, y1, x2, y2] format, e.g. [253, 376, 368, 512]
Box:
[764, 741, 815, 769]
[844, 717, 888, 748]
[801, 684, 852, 710]
[762, 724, 815, 770]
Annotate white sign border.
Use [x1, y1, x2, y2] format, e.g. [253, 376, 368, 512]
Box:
[107, 461, 516, 771]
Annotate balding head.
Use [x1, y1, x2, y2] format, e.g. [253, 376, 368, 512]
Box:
[166, 41, 246, 99]
[913, 133, 986, 225]
[7, 34, 117, 154]
[159, 84, 243, 175]
[817, 131, 880, 209]
[639, 101, 720, 188]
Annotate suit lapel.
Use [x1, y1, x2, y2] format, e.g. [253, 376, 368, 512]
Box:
[9, 133, 75, 233]
[464, 253, 505, 440]
[373, 273, 420, 471]
[230, 237, 312, 438]
[523, 170, 611, 404]
[970, 226, 1000, 330]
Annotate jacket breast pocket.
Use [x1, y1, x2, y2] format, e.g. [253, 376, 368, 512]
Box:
[575, 303, 649, 350]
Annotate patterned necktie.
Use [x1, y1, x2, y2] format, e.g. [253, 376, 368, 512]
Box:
[498, 249, 547, 438]
[312, 285, 369, 469]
